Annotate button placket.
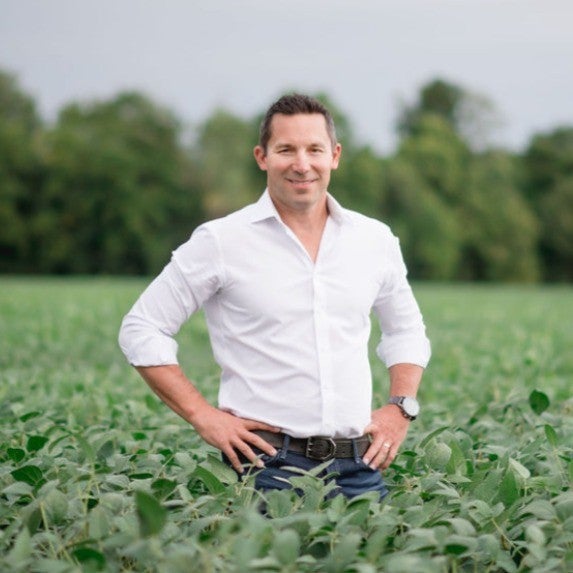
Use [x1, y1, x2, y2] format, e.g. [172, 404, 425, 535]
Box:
[312, 268, 335, 434]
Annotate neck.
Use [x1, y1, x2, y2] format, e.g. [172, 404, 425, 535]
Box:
[271, 194, 329, 233]
[270, 195, 329, 263]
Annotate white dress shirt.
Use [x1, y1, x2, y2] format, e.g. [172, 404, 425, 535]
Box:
[119, 190, 430, 438]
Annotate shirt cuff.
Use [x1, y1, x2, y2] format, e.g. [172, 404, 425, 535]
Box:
[377, 335, 431, 369]
[118, 324, 180, 367]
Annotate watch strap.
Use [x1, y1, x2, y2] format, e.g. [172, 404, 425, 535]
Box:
[388, 396, 418, 420]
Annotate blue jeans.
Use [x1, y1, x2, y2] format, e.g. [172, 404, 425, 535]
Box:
[224, 437, 389, 501]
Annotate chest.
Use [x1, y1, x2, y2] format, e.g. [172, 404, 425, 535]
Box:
[216, 223, 388, 319]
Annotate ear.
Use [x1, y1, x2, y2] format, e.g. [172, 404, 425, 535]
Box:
[253, 146, 268, 171]
[331, 143, 342, 170]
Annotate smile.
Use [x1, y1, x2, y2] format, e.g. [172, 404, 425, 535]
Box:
[286, 178, 317, 184]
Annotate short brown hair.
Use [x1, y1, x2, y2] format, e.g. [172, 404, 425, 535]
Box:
[258, 93, 337, 152]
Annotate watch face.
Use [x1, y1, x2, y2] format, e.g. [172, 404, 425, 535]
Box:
[402, 397, 420, 417]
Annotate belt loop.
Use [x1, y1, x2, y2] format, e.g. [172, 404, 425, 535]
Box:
[351, 438, 361, 464]
[279, 434, 290, 459]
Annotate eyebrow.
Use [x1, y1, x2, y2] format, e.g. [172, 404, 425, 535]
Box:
[273, 142, 326, 150]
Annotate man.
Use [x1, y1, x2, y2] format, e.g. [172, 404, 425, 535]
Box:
[119, 94, 430, 500]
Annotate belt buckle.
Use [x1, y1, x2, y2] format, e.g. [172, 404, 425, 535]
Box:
[305, 437, 337, 461]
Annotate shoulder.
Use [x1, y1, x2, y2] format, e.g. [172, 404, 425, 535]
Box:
[198, 201, 260, 236]
[329, 193, 393, 239]
[177, 201, 264, 263]
[341, 206, 395, 241]
[336, 205, 406, 269]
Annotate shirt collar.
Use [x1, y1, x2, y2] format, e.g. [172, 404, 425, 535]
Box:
[248, 189, 352, 226]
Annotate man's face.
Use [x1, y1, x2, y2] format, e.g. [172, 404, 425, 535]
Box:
[254, 113, 342, 215]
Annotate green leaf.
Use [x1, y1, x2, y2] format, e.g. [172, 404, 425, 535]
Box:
[273, 529, 300, 565]
[553, 491, 573, 521]
[193, 466, 226, 495]
[472, 469, 502, 502]
[6, 527, 32, 565]
[19, 411, 41, 422]
[135, 490, 166, 537]
[144, 394, 161, 412]
[508, 458, 531, 480]
[43, 489, 69, 524]
[529, 390, 550, 415]
[418, 426, 451, 448]
[323, 532, 361, 573]
[445, 439, 467, 475]
[96, 440, 114, 461]
[88, 506, 110, 540]
[11, 465, 45, 488]
[496, 467, 519, 506]
[204, 453, 239, 484]
[7, 448, 26, 462]
[521, 500, 556, 520]
[26, 435, 49, 452]
[526, 524, 546, 545]
[74, 434, 95, 462]
[151, 478, 177, 500]
[384, 554, 435, 572]
[444, 544, 468, 555]
[544, 424, 558, 447]
[265, 489, 298, 518]
[27, 508, 42, 534]
[72, 547, 106, 571]
[424, 441, 451, 470]
[449, 518, 476, 536]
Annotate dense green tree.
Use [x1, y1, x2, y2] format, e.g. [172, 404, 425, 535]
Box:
[396, 115, 539, 281]
[35, 92, 203, 274]
[0, 70, 43, 271]
[523, 128, 573, 198]
[397, 115, 471, 205]
[523, 127, 573, 280]
[332, 145, 384, 219]
[2, 65, 573, 283]
[381, 160, 462, 280]
[194, 110, 262, 219]
[461, 151, 540, 281]
[397, 78, 502, 150]
[537, 176, 573, 280]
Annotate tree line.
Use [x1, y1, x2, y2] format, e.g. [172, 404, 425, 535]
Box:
[1, 69, 572, 281]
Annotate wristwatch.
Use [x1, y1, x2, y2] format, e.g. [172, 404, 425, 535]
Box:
[388, 396, 420, 421]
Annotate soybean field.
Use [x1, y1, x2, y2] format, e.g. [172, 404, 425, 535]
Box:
[1, 278, 572, 572]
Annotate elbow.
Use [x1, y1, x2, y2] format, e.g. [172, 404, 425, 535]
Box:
[377, 331, 431, 369]
[117, 316, 145, 366]
[118, 315, 135, 363]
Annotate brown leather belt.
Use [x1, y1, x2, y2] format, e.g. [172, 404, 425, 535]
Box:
[253, 430, 370, 461]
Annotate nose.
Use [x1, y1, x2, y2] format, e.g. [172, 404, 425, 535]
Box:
[292, 151, 310, 173]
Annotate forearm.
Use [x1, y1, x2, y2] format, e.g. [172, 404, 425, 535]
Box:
[134, 364, 279, 472]
[135, 364, 211, 426]
[387, 363, 424, 398]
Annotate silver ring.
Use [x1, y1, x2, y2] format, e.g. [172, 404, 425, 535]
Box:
[383, 442, 391, 448]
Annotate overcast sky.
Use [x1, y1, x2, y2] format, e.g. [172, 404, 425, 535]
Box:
[1, 0, 572, 153]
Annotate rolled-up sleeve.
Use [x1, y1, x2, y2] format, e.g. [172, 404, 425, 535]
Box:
[118, 225, 223, 366]
[373, 235, 431, 368]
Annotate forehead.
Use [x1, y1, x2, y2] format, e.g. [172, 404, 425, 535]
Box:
[268, 113, 331, 146]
